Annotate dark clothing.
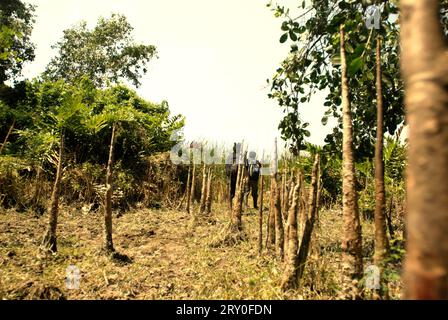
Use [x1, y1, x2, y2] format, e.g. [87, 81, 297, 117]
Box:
[246, 160, 261, 208]
[247, 179, 259, 208]
[226, 163, 239, 201]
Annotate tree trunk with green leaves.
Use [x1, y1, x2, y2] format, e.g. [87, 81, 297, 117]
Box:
[401, 0, 448, 299]
[340, 26, 363, 295]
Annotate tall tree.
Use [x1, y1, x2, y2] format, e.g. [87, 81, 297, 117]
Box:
[84, 85, 181, 253]
[44, 14, 157, 88]
[401, 0, 448, 299]
[374, 36, 389, 265]
[0, 0, 35, 84]
[33, 82, 87, 252]
[340, 25, 363, 296]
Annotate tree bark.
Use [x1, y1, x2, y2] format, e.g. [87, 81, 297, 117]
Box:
[103, 123, 116, 253]
[274, 176, 284, 259]
[374, 36, 390, 265]
[400, 0, 448, 299]
[199, 164, 207, 214]
[340, 26, 363, 289]
[271, 139, 284, 259]
[297, 154, 320, 282]
[189, 163, 196, 212]
[205, 167, 212, 214]
[281, 179, 302, 291]
[0, 119, 15, 155]
[185, 164, 192, 213]
[266, 176, 276, 251]
[386, 195, 395, 240]
[314, 158, 322, 223]
[231, 163, 244, 231]
[41, 130, 64, 253]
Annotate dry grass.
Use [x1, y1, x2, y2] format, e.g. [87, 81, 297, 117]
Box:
[0, 202, 403, 300]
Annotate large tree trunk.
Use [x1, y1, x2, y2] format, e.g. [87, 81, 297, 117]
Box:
[340, 26, 363, 292]
[0, 119, 15, 155]
[374, 36, 390, 265]
[400, 0, 448, 299]
[281, 179, 302, 291]
[103, 123, 116, 253]
[41, 130, 64, 253]
[296, 154, 320, 282]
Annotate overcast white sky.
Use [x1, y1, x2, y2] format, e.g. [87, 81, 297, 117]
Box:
[22, 0, 333, 155]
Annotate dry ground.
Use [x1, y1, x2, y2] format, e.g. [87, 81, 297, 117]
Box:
[0, 202, 403, 300]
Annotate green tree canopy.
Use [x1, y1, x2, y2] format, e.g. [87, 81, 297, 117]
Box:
[43, 14, 157, 88]
[268, 0, 405, 159]
[15, 79, 184, 174]
[0, 0, 36, 85]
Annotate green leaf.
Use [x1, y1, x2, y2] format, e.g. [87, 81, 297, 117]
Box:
[331, 54, 341, 65]
[280, 33, 288, 43]
[348, 57, 363, 75]
[289, 30, 297, 41]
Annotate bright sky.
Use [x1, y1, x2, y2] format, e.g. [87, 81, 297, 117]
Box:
[22, 0, 333, 155]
